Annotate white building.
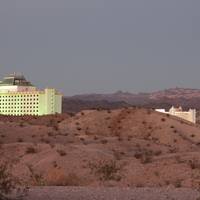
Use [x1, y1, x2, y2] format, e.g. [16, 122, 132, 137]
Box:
[156, 106, 196, 124]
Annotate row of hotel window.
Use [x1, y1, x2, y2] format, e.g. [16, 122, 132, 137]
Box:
[0, 102, 39, 105]
[0, 110, 39, 113]
[0, 106, 38, 109]
[0, 98, 39, 101]
[0, 94, 39, 98]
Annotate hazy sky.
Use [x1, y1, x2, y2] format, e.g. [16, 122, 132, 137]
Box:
[0, 0, 200, 95]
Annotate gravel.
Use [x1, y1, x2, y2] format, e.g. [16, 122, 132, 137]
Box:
[24, 187, 200, 200]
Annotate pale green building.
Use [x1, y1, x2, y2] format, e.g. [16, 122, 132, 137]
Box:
[0, 74, 62, 116]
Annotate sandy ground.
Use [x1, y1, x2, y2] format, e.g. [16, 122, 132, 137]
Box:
[23, 187, 200, 200]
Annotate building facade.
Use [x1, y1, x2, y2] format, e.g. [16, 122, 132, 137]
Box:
[156, 106, 196, 124]
[0, 74, 62, 116]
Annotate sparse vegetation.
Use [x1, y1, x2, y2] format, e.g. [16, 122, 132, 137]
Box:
[188, 159, 200, 169]
[101, 139, 108, 144]
[26, 147, 37, 154]
[57, 149, 67, 156]
[161, 118, 166, 122]
[0, 163, 27, 199]
[89, 160, 121, 181]
[28, 165, 45, 186]
[17, 138, 23, 143]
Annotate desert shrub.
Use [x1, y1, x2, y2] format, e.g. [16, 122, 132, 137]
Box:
[0, 163, 27, 199]
[57, 150, 66, 156]
[136, 183, 144, 187]
[134, 150, 153, 164]
[75, 122, 80, 126]
[147, 110, 151, 115]
[154, 171, 160, 177]
[161, 118, 166, 122]
[174, 179, 182, 188]
[19, 122, 24, 127]
[47, 132, 53, 137]
[113, 151, 122, 160]
[17, 138, 23, 143]
[118, 137, 123, 142]
[93, 136, 98, 140]
[188, 159, 200, 169]
[52, 161, 58, 168]
[127, 135, 132, 141]
[142, 121, 146, 125]
[50, 144, 55, 149]
[53, 124, 59, 131]
[101, 139, 108, 144]
[26, 147, 37, 154]
[168, 147, 177, 153]
[154, 150, 162, 156]
[27, 165, 45, 186]
[80, 137, 85, 142]
[174, 139, 177, 143]
[89, 160, 121, 181]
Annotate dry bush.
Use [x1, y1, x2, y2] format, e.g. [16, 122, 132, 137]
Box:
[89, 160, 121, 181]
[0, 163, 27, 199]
[47, 132, 53, 137]
[147, 109, 151, 115]
[93, 136, 98, 140]
[188, 159, 200, 169]
[57, 149, 66, 156]
[17, 138, 23, 143]
[173, 179, 182, 188]
[101, 139, 108, 144]
[27, 165, 45, 186]
[161, 118, 166, 122]
[134, 149, 153, 164]
[26, 147, 37, 154]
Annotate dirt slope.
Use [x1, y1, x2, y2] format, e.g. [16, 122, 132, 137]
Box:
[1, 108, 200, 188]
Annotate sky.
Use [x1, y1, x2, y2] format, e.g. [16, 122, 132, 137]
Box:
[0, 0, 200, 95]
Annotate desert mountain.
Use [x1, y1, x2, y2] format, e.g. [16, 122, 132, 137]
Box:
[1, 108, 200, 188]
[63, 88, 200, 113]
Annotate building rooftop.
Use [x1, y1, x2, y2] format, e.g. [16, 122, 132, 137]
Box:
[0, 73, 33, 87]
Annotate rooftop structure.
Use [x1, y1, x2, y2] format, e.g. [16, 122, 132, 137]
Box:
[0, 73, 62, 116]
[156, 106, 196, 124]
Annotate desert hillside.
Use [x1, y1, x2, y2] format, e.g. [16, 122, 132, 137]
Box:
[1, 108, 200, 188]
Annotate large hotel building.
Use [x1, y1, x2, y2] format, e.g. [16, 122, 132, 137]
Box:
[0, 74, 62, 116]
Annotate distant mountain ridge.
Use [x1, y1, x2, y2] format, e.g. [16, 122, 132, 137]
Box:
[63, 88, 200, 113]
